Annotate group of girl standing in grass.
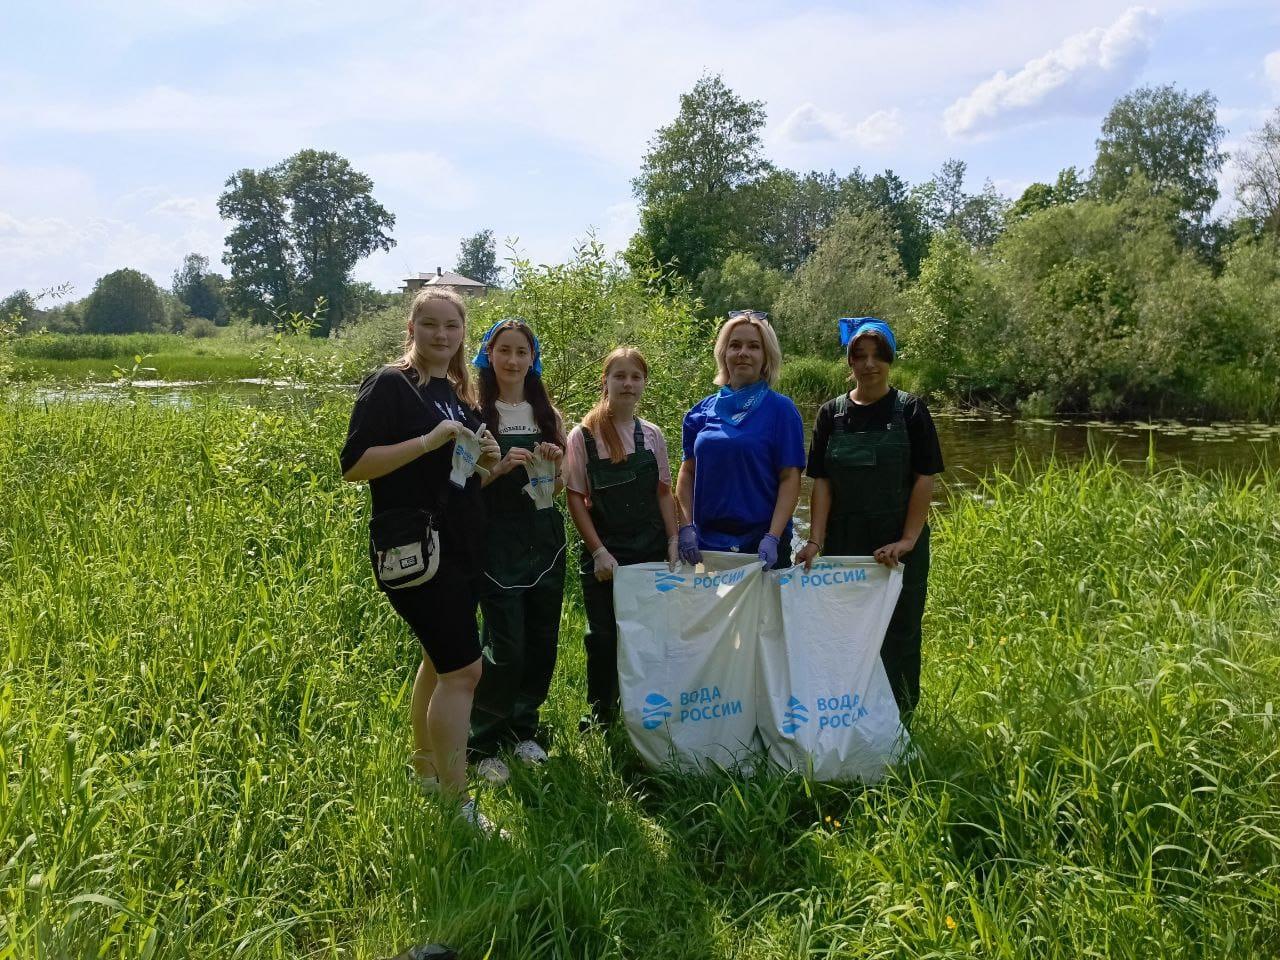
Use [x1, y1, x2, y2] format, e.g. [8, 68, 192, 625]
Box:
[341, 289, 941, 835]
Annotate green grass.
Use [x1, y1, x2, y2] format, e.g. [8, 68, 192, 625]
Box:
[6, 332, 347, 383]
[2, 395, 1278, 958]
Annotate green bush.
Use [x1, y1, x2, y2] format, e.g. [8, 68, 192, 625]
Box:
[776, 356, 847, 407]
[470, 239, 716, 442]
[183, 316, 219, 339]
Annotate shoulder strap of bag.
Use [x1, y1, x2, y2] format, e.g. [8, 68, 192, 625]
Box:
[395, 367, 454, 515]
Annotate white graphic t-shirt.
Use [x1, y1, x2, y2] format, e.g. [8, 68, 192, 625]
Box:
[496, 400, 539, 436]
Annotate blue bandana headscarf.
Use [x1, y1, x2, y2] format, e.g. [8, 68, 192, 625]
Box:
[838, 317, 896, 360]
[472, 318, 543, 375]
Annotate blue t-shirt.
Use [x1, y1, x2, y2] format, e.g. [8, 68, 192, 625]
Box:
[682, 388, 807, 553]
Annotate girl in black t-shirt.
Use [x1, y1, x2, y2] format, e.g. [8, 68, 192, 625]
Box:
[797, 319, 944, 717]
[340, 289, 502, 834]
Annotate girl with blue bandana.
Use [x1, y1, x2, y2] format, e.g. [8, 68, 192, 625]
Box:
[676, 311, 806, 569]
[797, 319, 944, 717]
[467, 318, 568, 784]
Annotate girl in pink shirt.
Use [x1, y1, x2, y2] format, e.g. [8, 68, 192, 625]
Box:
[564, 348, 679, 725]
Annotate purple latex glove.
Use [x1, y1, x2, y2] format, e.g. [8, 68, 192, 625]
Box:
[677, 524, 702, 565]
[757, 533, 780, 569]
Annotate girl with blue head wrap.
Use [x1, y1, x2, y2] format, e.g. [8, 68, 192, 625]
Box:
[797, 317, 945, 718]
[466, 317, 568, 782]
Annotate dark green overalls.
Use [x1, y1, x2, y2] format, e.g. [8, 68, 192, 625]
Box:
[823, 392, 931, 715]
[579, 422, 668, 724]
[469, 430, 566, 757]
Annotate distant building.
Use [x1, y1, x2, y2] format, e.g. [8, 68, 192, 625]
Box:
[402, 267, 489, 298]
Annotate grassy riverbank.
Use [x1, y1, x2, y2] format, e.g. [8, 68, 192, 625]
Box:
[2, 396, 1278, 959]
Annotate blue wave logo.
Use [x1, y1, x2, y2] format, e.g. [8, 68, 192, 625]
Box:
[777, 573, 794, 586]
[654, 572, 685, 593]
[781, 696, 809, 734]
[641, 692, 672, 729]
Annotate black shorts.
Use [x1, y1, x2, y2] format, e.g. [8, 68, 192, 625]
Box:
[383, 573, 481, 674]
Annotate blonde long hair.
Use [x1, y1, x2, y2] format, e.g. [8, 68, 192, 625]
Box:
[396, 288, 476, 407]
[582, 347, 649, 464]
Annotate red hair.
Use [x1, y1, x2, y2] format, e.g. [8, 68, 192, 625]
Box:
[581, 347, 649, 464]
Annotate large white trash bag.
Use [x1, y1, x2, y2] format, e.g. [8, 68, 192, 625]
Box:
[615, 553, 761, 771]
[758, 557, 907, 782]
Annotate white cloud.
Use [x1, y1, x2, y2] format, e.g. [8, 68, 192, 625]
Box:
[778, 104, 904, 148]
[852, 109, 905, 148]
[778, 103, 843, 143]
[944, 6, 1159, 138]
[1265, 50, 1280, 95]
[148, 196, 209, 219]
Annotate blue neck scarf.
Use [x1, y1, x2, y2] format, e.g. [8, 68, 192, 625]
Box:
[713, 379, 770, 426]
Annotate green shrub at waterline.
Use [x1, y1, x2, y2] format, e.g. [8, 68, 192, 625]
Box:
[2, 398, 1278, 958]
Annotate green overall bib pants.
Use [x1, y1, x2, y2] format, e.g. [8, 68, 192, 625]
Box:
[823, 392, 930, 715]
[579, 422, 668, 724]
[469, 430, 567, 756]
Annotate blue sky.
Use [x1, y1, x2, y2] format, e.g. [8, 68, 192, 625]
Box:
[2, 0, 1277, 300]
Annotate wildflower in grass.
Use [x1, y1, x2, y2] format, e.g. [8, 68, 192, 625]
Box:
[945, 915, 957, 931]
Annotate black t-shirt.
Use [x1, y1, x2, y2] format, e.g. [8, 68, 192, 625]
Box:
[341, 365, 486, 575]
[806, 388, 944, 480]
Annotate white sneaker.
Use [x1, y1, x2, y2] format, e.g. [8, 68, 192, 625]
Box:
[458, 798, 508, 839]
[476, 757, 510, 784]
[416, 774, 440, 796]
[513, 739, 548, 765]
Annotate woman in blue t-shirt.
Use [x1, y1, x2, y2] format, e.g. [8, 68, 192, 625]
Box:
[675, 310, 806, 568]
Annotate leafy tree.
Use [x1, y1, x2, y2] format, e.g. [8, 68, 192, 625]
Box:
[218, 150, 395, 335]
[912, 159, 1008, 248]
[1092, 84, 1225, 238]
[698, 252, 785, 320]
[1, 290, 40, 333]
[859, 171, 931, 279]
[632, 74, 772, 281]
[744, 169, 848, 274]
[994, 192, 1219, 414]
[171, 253, 230, 324]
[1219, 235, 1280, 376]
[773, 207, 904, 354]
[742, 167, 930, 279]
[1006, 167, 1087, 223]
[82, 269, 167, 334]
[455, 229, 501, 287]
[1235, 107, 1280, 238]
[219, 168, 295, 322]
[280, 150, 396, 335]
[903, 230, 1006, 397]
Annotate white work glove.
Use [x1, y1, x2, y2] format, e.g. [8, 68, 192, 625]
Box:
[592, 545, 618, 582]
[522, 456, 558, 509]
[449, 429, 482, 487]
